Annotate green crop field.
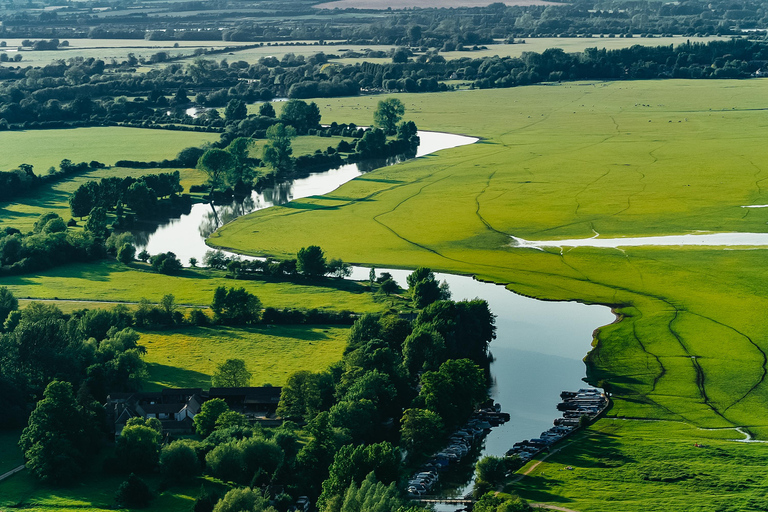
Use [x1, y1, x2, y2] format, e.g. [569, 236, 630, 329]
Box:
[2, 260, 385, 313]
[0, 166, 206, 232]
[0, 126, 216, 173]
[140, 324, 348, 389]
[209, 80, 768, 509]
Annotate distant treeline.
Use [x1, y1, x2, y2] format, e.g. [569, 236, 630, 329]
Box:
[1, 0, 766, 44]
[1, 39, 766, 134]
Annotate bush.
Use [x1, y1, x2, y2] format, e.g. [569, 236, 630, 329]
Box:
[160, 441, 200, 482]
[115, 473, 152, 508]
[150, 252, 182, 274]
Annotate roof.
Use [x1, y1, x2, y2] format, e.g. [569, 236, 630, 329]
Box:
[209, 387, 282, 404]
[139, 403, 186, 414]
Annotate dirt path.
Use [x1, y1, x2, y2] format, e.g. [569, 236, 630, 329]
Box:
[531, 504, 581, 512]
[510, 441, 574, 483]
[0, 465, 25, 482]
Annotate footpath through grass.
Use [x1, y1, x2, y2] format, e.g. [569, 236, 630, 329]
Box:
[210, 81, 768, 510]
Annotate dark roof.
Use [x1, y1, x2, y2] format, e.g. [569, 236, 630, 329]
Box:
[139, 403, 185, 414]
[162, 388, 204, 396]
[210, 387, 282, 404]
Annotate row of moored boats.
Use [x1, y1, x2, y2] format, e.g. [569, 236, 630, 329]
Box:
[407, 402, 510, 497]
[505, 388, 607, 462]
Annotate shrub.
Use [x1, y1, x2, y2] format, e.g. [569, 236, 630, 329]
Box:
[115, 473, 152, 508]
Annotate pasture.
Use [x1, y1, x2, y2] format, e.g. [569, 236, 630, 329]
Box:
[0, 126, 216, 173]
[511, 419, 768, 512]
[140, 324, 349, 389]
[209, 80, 768, 508]
[2, 260, 385, 313]
[0, 469, 223, 512]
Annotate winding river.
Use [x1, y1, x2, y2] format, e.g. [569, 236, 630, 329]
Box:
[134, 131, 616, 495]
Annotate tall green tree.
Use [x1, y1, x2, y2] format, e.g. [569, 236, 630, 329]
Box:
[225, 137, 256, 187]
[85, 206, 109, 238]
[0, 286, 18, 326]
[211, 287, 262, 325]
[317, 442, 399, 511]
[116, 419, 162, 473]
[297, 245, 326, 277]
[194, 398, 230, 438]
[224, 99, 247, 121]
[373, 98, 405, 134]
[212, 358, 252, 387]
[419, 358, 486, 429]
[69, 185, 94, 219]
[198, 149, 236, 193]
[19, 380, 100, 483]
[400, 408, 444, 457]
[279, 99, 321, 133]
[262, 123, 296, 173]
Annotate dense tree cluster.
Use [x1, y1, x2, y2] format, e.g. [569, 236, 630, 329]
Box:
[0, 213, 104, 275]
[0, 289, 147, 432]
[69, 171, 182, 220]
[272, 267, 494, 507]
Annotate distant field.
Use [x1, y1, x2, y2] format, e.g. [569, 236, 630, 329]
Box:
[2, 260, 384, 313]
[0, 166, 206, 231]
[314, 0, 555, 8]
[173, 42, 394, 67]
[140, 324, 348, 389]
[248, 134, 354, 156]
[438, 35, 732, 60]
[0, 126, 216, 173]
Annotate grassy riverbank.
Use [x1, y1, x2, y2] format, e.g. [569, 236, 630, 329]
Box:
[210, 80, 768, 509]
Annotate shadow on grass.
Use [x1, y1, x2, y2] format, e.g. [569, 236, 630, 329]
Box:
[145, 362, 211, 390]
[510, 431, 634, 504]
[280, 202, 340, 211]
[354, 177, 404, 184]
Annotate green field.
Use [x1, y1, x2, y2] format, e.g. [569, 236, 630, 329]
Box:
[2, 260, 385, 313]
[511, 419, 768, 512]
[0, 126, 217, 174]
[140, 324, 348, 389]
[209, 80, 768, 509]
[0, 166, 206, 232]
[0, 468, 226, 512]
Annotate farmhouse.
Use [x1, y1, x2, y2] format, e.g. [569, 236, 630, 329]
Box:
[105, 386, 282, 435]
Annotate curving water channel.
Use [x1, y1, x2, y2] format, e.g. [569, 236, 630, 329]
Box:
[134, 131, 615, 495]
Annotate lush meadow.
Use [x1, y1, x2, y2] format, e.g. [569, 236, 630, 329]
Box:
[0, 126, 217, 173]
[1, 260, 384, 312]
[140, 325, 349, 389]
[210, 80, 768, 509]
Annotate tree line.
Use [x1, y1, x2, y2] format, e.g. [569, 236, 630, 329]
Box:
[2, 38, 766, 136]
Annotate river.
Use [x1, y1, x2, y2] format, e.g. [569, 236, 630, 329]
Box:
[134, 131, 616, 496]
